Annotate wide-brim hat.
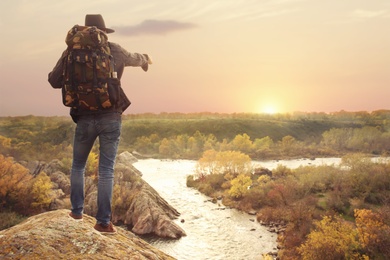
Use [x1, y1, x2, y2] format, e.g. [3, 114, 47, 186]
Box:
[85, 14, 115, 33]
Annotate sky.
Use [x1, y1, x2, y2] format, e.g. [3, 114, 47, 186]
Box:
[0, 0, 390, 116]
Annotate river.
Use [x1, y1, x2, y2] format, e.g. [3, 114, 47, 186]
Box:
[133, 158, 343, 260]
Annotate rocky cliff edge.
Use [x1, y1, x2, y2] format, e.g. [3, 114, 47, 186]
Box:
[0, 209, 175, 260]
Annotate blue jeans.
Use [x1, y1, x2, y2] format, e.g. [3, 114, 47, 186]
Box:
[70, 112, 121, 225]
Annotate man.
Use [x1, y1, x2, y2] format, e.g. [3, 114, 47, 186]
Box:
[48, 14, 152, 233]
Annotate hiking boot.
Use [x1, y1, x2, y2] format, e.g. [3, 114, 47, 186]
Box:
[69, 212, 83, 220]
[94, 222, 117, 234]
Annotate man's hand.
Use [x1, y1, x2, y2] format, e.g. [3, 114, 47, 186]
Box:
[141, 54, 152, 72]
[144, 54, 153, 65]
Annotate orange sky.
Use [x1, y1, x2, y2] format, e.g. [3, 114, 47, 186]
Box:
[1, 0, 390, 116]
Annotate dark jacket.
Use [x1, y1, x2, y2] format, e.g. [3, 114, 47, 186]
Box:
[48, 42, 149, 122]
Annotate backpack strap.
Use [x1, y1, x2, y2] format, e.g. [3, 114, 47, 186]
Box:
[107, 42, 116, 78]
[91, 52, 104, 110]
[67, 51, 77, 92]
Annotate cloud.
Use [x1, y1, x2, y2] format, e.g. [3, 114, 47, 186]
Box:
[351, 9, 388, 19]
[114, 19, 197, 36]
[326, 8, 389, 25]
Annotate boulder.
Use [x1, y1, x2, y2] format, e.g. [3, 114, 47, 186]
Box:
[116, 151, 138, 166]
[45, 159, 65, 175]
[0, 209, 175, 260]
[20, 159, 64, 176]
[19, 160, 46, 176]
[50, 171, 71, 194]
[111, 164, 187, 238]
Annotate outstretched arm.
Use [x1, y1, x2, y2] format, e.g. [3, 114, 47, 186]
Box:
[109, 42, 152, 74]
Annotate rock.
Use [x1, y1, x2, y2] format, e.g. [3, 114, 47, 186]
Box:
[130, 186, 184, 237]
[45, 159, 65, 175]
[20, 160, 46, 176]
[0, 209, 175, 260]
[268, 227, 276, 233]
[84, 190, 98, 217]
[117, 151, 138, 165]
[20, 159, 64, 176]
[253, 167, 272, 177]
[248, 210, 257, 215]
[50, 171, 71, 194]
[212, 207, 226, 211]
[110, 164, 186, 239]
[112, 173, 186, 238]
[117, 163, 143, 180]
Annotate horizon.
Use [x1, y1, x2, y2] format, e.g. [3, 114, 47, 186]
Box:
[2, 108, 390, 119]
[1, 1, 390, 117]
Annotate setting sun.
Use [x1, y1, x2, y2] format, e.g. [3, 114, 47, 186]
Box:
[257, 101, 281, 114]
[262, 105, 277, 114]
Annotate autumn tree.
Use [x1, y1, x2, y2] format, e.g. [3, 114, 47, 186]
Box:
[0, 154, 32, 209]
[195, 150, 252, 180]
[355, 209, 390, 258]
[347, 126, 382, 152]
[279, 135, 297, 156]
[85, 151, 98, 179]
[159, 138, 171, 156]
[340, 154, 390, 204]
[187, 136, 201, 158]
[192, 130, 206, 153]
[257, 175, 271, 186]
[0, 135, 12, 156]
[203, 134, 218, 151]
[253, 136, 274, 157]
[195, 149, 219, 178]
[298, 215, 365, 260]
[321, 128, 353, 151]
[228, 174, 252, 199]
[265, 179, 299, 207]
[134, 135, 155, 154]
[29, 172, 53, 212]
[272, 164, 293, 178]
[228, 133, 253, 154]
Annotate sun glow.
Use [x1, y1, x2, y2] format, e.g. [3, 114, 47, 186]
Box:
[262, 105, 277, 114]
[258, 103, 279, 114]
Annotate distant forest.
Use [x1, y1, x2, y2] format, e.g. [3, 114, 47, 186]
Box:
[1, 110, 390, 162]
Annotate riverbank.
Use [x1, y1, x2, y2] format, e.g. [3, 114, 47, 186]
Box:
[185, 155, 390, 259]
[134, 159, 278, 260]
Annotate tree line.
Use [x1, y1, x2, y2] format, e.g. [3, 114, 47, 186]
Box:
[1, 110, 390, 162]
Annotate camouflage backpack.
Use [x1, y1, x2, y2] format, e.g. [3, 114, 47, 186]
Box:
[62, 25, 119, 111]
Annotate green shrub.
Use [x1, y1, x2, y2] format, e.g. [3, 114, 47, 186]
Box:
[60, 157, 72, 174]
[0, 211, 26, 231]
[186, 175, 196, 188]
[241, 187, 267, 209]
[206, 173, 226, 190]
[198, 183, 214, 196]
